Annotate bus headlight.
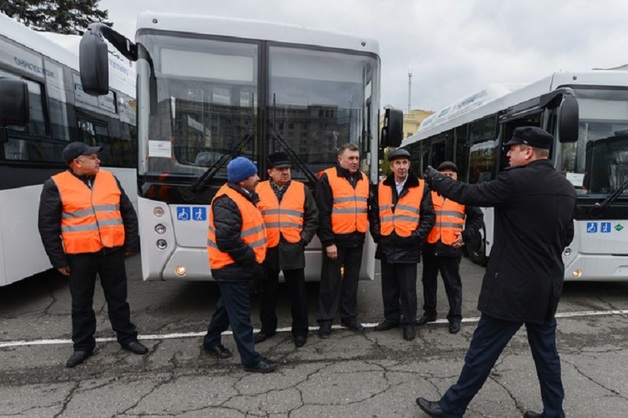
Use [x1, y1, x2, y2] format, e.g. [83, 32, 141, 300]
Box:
[156, 239, 167, 250]
[175, 265, 187, 277]
[153, 207, 165, 218]
[155, 224, 166, 235]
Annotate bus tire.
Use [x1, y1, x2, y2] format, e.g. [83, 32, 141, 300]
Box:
[466, 225, 488, 266]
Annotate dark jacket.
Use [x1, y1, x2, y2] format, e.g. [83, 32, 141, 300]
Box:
[315, 165, 378, 249]
[422, 195, 484, 258]
[263, 181, 319, 271]
[38, 169, 139, 269]
[370, 172, 435, 264]
[210, 183, 266, 282]
[427, 159, 576, 323]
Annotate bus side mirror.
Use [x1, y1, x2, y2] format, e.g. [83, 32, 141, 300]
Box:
[558, 92, 579, 143]
[381, 108, 403, 148]
[79, 28, 110, 96]
[0, 78, 29, 127]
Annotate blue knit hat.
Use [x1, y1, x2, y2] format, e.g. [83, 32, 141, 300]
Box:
[228, 157, 258, 183]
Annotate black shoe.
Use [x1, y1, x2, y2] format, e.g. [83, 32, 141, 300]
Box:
[66, 350, 92, 368]
[340, 319, 365, 331]
[374, 319, 399, 331]
[449, 320, 461, 334]
[244, 358, 278, 373]
[294, 335, 307, 348]
[416, 397, 447, 417]
[416, 314, 436, 326]
[203, 343, 233, 359]
[318, 323, 332, 339]
[523, 412, 542, 418]
[122, 341, 149, 355]
[253, 331, 275, 344]
[403, 326, 416, 341]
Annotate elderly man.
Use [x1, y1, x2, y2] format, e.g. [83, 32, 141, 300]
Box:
[370, 148, 434, 341]
[253, 151, 318, 348]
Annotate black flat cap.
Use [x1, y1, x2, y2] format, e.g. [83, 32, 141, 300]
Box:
[388, 148, 411, 161]
[267, 151, 292, 168]
[437, 161, 457, 173]
[504, 126, 553, 149]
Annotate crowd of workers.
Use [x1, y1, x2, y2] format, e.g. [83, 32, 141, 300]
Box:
[37, 125, 575, 418]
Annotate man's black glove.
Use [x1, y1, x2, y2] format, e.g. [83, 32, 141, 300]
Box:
[424, 165, 442, 186]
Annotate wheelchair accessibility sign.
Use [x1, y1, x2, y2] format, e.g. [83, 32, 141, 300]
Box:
[176, 206, 207, 221]
[586, 222, 611, 233]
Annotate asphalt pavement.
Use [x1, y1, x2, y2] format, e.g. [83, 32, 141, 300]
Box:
[1, 255, 628, 417]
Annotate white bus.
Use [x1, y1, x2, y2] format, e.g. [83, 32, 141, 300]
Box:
[401, 71, 628, 281]
[77, 11, 403, 282]
[0, 13, 137, 287]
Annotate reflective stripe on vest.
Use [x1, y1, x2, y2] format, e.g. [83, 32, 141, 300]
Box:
[256, 180, 305, 247]
[378, 179, 424, 237]
[207, 184, 267, 270]
[324, 168, 369, 234]
[52, 170, 125, 254]
[426, 191, 466, 245]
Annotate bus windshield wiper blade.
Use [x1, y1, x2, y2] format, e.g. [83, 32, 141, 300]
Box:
[188, 132, 255, 193]
[270, 130, 319, 187]
[590, 177, 628, 217]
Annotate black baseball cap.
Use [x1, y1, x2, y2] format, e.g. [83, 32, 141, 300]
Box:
[62, 142, 102, 164]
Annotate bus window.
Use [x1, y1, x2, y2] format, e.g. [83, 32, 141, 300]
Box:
[469, 139, 498, 184]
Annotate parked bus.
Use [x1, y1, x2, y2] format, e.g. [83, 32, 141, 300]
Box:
[401, 71, 628, 281]
[77, 12, 403, 282]
[0, 13, 137, 287]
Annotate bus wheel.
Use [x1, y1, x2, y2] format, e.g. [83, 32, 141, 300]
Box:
[466, 226, 488, 266]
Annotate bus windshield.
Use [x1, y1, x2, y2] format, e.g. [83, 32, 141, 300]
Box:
[560, 87, 628, 198]
[137, 32, 377, 186]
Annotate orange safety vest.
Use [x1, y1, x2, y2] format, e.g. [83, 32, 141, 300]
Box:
[256, 180, 305, 247]
[324, 168, 369, 234]
[378, 179, 424, 237]
[426, 191, 466, 245]
[52, 170, 125, 254]
[207, 184, 267, 270]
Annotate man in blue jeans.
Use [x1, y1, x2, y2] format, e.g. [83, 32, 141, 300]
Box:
[415, 127, 576, 418]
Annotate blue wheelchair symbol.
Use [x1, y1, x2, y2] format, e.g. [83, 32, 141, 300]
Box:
[177, 207, 191, 221]
[586, 222, 597, 233]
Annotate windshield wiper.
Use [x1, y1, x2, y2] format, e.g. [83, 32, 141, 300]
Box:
[270, 130, 319, 187]
[187, 131, 255, 194]
[590, 177, 628, 217]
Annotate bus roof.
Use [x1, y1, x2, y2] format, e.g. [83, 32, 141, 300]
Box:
[135, 11, 380, 55]
[403, 69, 628, 146]
[0, 12, 134, 97]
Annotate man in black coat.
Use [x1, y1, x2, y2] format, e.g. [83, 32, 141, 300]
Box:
[370, 148, 435, 341]
[416, 127, 576, 418]
[253, 151, 319, 348]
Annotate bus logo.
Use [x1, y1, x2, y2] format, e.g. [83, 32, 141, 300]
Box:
[176, 206, 206, 221]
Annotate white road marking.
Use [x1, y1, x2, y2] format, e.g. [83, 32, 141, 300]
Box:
[1, 309, 627, 349]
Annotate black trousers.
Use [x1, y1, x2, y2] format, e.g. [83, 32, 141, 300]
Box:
[259, 268, 309, 338]
[204, 280, 262, 368]
[380, 260, 418, 327]
[67, 249, 138, 352]
[318, 245, 363, 325]
[421, 251, 463, 322]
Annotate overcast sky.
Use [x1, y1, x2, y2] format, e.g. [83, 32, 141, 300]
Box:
[100, 0, 628, 113]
